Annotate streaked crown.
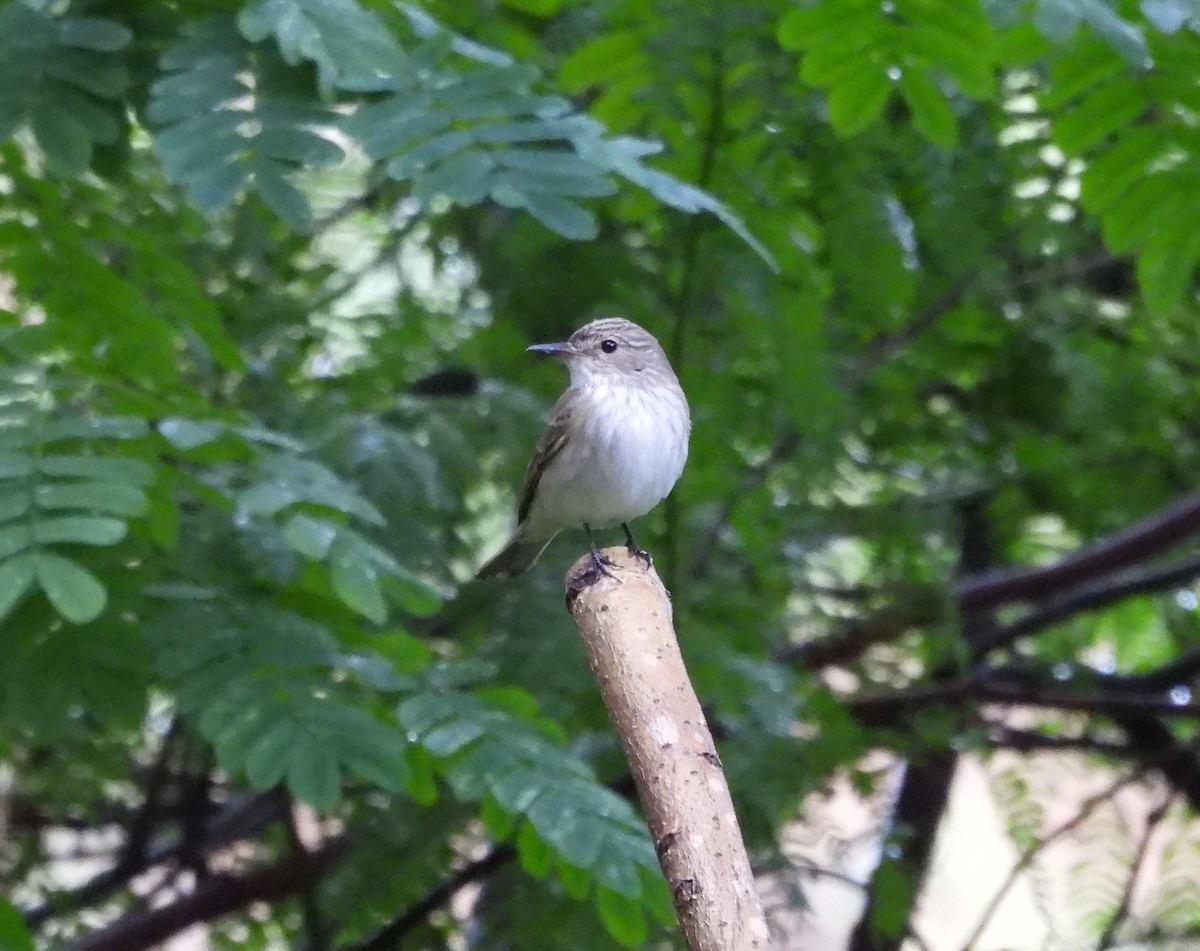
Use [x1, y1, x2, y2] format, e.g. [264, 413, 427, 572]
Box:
[565, 318, 676, 381]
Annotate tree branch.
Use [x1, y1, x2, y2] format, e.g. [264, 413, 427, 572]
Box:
[26, 789, 287, 931]
[956, 490, 1200, 613]
[969, 551, 1200, 659]
[565, 547, 773, 950]
[849, 678, 1200, 722]
[959, 772, 1144, 951]
[337, 845, 515, 951]
[1096, 793, 1173, 950]
[73, 840, 347, 951]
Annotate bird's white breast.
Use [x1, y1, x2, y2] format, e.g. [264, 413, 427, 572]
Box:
[526, 381, 689, 534]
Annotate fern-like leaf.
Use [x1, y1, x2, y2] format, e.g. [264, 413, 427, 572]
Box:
[237, 0, 403, 93]
[1042, 34, 1200, 311]
[147, 18, 345, 228]
[778, 0, 997, 144]
[151, 598, 412, 811]
[399, 691, 675, 940]
[0, 393, 150, 624]
[0, 3, 131, 173]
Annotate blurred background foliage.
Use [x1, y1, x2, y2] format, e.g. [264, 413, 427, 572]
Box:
[3, 0, 1200, 948]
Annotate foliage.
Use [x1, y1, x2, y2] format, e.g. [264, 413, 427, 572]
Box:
[4, 0, 1200, 948]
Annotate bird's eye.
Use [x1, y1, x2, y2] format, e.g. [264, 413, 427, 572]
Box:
[601, 339, 618, 353]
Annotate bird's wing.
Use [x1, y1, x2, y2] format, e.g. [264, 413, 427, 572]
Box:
[516, 391, 574, 524]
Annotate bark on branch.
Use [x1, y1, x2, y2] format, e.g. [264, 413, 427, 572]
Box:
[565, 547, 774, 951]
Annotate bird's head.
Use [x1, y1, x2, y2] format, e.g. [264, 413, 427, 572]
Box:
[527, 317, 674, 388]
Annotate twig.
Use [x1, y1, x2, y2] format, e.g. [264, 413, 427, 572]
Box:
[959, 772, 1144, 951]
[337, 845, 515, 951]
[957, 489, 1200, 612]
[845, 279, 971, 389]
[286, 796, 330, 951]
[24, 789, 287, 930]
[664, 13, 726, 592]
[970, 551, 1200, 658]
[1095, 793, 1174, 950]
[988, 725, 1131, 757]
[25, 723, 180, 928]
[73, 840, 347, 951]
[691, 277, 969, 580]
[849, 679, 1200, 722]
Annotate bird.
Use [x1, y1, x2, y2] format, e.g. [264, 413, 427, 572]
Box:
[476, 317, 690, 578]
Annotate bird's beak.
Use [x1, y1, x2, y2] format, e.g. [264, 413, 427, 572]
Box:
[527, 341, 571, 359]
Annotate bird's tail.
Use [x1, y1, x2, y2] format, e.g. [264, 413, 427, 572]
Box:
[476, 528, 556, 579]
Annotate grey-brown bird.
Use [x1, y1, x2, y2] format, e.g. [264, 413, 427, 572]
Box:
[477, 317, 690, 578]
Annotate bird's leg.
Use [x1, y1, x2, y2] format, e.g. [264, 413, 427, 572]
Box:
[585, 523, 618, 579]
[622, 523, 652, 568]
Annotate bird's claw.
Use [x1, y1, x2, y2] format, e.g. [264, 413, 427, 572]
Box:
[621, 523, 652, 569]
[588, 544, 620, 580]
[626, 541, 652, 569]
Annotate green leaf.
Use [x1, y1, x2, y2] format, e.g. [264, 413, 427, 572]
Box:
[0, 5, 129, 173]
[596, 886, 649, 948]
[149, 18, 345, 225]
[0, 897, 36, 951]
[518, 818, 555, 878]
[330, 539, 387, 623]
[341, 13, 773, 263]
[42, 416, 149, 441]
[283, 514, 339, 560]
[405, 745, 440, 805]
[0, 554, 36, 619]
[827, 68, 893, 136]
[870, 859, 916, 938]
[33, 515, 127, 547]
[1051, 79, 1147, 153]
[238, 0, 403, 92]
[0, 524, 34, 559]
[512, 190, 598, 240]
[240, 457, 385, 524]
[899, 69, 958, 147]
[244, 720, 301, 789]
[286, 741, 342, 812]
[35, 552, 106, 623]
[399, 691, 662, 919]
[1142, 0, 1200, 33]
[159, 417, 226, 449]
[38, 455, 154, 485]
[1033, 0, 1152, 65]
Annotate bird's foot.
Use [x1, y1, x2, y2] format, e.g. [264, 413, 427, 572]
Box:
[588, 541, 619, 580]
[622, 523, 653, 569]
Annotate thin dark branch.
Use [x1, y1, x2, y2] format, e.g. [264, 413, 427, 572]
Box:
[989, 725, 1132, 757]
[286, 797, 330, 951]
[845, 279, 971, 389]
[664, 11, 725, 592]
[971, 551, 1200, 659]
[25, 724, 179, 929]
[24, 789, 287, 930]
[337, 845, 516, 951]
[782, 547, 1200, 677]
[73, 840, 347, 951]
[959, 772, 1143, 951]
[849, 679, 1200, 723]
[691, 278, 970, 580]
[777, 587, 943, 668]
[1095, 793, 1174, 950]
[957, 490, 1200, 613]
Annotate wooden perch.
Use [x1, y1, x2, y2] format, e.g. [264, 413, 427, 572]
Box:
[565, 547, 773, 951]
